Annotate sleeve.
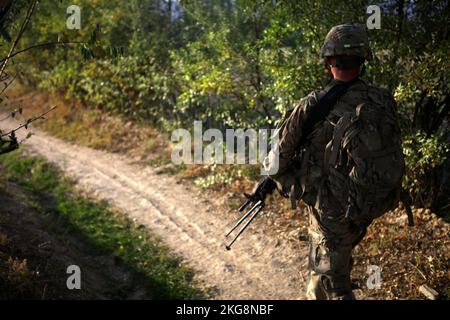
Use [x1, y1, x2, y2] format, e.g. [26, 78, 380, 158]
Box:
[263, 92, 318, 188]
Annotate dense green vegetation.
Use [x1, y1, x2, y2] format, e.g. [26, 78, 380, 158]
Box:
[2, 0, 449, 212]
[0, 150, 205, 299]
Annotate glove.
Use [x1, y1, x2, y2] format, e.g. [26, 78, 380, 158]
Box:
[246, 176, 277, 203]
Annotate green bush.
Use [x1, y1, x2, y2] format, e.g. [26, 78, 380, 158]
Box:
[39, 56, 177, 129]
[403, 131, 449, 206]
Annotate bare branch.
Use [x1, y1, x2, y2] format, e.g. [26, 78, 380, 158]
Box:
[0, 106, 22, 122]
[0, 0, 38, 79]
[1, 106, 57, 137]
[0, 41, 86, 64]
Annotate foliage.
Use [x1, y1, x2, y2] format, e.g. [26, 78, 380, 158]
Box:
[38, 56, 175, 124]
[403, 131, 449, 207]
[194, 164, 243, 189]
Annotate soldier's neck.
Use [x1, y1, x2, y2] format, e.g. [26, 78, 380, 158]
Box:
[331, 67, 360, 82]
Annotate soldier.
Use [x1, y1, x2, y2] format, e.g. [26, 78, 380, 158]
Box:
[252, 23, 405, 299]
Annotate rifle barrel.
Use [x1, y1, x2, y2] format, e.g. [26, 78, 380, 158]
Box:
[225, 200, 262, 237]
[225, 202, 264, 250]
[238, 197, 251, 213]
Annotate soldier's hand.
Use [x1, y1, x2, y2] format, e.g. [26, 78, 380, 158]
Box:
[247, 176, 277, 203]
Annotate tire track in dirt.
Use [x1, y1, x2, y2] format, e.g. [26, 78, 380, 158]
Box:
[2, 117, 308, 299]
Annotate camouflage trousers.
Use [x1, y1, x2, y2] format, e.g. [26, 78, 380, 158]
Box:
[305, 199, 368, 300]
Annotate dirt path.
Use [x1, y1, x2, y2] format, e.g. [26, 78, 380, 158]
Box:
[2, 117, 309, 299]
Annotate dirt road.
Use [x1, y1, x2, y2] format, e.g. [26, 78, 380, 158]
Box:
[1, 117, 309, 299]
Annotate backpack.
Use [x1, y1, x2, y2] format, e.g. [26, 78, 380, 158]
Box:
[272, 81, 413, 227]
[325, 90, 406, 227]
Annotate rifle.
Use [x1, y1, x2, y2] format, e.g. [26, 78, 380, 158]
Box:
[224, 178, 274, 250]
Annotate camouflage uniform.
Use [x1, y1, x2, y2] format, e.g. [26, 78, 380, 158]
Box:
[264, 24, 403, 299]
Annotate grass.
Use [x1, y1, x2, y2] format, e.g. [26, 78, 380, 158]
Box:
[0, 150, 206, 299]
[0, 255, 38, 299]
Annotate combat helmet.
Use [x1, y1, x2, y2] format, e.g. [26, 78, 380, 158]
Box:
[320, 23, 372, 61]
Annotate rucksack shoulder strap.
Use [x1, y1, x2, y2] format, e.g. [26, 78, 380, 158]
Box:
[299, 78, 358, 147]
